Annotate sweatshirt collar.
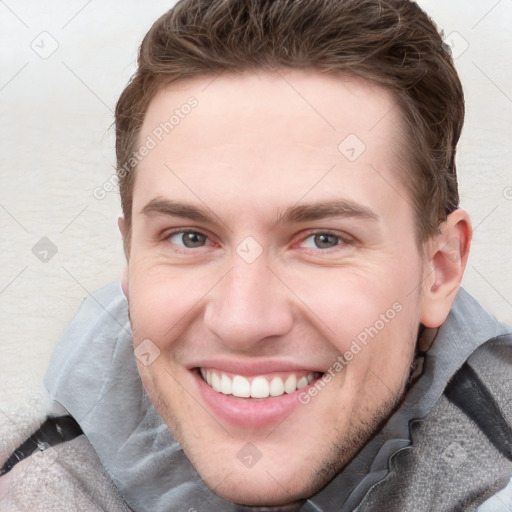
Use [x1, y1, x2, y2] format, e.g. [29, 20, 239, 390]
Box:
[43, 283, 511, 511]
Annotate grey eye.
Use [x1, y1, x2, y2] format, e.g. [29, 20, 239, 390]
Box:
[170, 231, 207, 248]
[312, 233, 340, 249]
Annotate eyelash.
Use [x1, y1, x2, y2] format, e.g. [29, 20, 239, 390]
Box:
[165, 229, 215, 252]
[163, 228, 353, 253]
[297, 230, 352, 252]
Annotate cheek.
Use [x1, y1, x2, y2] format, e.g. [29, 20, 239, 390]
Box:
[284, 263, 419, 348]
[128, 282, 175, 344]
[279, 257, 422, 392]
[344, 291, 421, 401]
[127, 260, 215, 344]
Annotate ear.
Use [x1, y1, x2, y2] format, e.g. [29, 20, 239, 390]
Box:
[419, 209, 472, 328]
[118, 215, 125, 237]
[118, 216, 129, 299]
[121, 267, 129, 299]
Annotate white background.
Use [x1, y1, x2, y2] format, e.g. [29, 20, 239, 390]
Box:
[0, 1, 511, 414]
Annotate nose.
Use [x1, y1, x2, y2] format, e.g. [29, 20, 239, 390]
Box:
[203, 257, 294, 352]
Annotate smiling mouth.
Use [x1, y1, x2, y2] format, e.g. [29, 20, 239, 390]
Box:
[197, 368, 324, 399]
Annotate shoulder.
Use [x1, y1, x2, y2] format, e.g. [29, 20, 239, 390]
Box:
[0, 429, 132, 511]
[415, 333, 512, 509]
[356, 333, 512, 512]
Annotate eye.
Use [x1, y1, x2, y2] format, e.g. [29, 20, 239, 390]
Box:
[169, 231, 208, 249]
[301, 232, 343, 249]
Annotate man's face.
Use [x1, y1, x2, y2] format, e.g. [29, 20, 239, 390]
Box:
[123, 71, 431, 506]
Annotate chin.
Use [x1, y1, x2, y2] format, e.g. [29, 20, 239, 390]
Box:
[185, 441, 333, 507]
[210, 474, 309, 507]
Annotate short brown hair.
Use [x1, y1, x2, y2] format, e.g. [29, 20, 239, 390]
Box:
[115, 0, 464, 248]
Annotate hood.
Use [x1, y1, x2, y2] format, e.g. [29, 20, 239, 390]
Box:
[43, 282, 511, 511]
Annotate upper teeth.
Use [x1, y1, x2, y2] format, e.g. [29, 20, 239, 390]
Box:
[200, 369, 318, 398]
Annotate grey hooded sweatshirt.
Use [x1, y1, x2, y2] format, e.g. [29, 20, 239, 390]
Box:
[2, 282, 511, 511]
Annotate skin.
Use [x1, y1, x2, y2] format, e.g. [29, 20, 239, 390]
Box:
[119, 70, 471, 506]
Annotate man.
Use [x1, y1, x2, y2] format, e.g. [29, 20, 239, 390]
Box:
[1, 0, 511, 510]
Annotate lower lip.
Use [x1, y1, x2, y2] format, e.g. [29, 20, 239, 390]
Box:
[193, 370, 320, 428]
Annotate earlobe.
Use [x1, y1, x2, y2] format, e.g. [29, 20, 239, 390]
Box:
[419, 209, 472, 328]
[121, 267, 129, 299]
[118, 216, 129, 299]
[118, 215, 130, 261]
[118, 216, 125, 236]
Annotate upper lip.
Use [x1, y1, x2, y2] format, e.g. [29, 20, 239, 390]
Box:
[189, 358, 326, 376]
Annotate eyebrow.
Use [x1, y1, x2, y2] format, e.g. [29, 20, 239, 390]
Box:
[141, 198, 218, 224]
[278, 199, 379, 224]
[140, 197, 378, 225]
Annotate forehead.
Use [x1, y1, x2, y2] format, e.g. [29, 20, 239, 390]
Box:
[134, 70, 408, 219]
